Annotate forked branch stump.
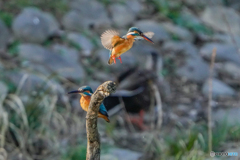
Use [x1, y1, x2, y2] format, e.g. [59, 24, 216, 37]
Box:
[86, 81, 116, 160]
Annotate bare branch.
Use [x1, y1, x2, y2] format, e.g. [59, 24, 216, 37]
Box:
[86, 81, 116, 160]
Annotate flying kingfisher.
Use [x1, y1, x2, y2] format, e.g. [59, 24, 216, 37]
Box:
[68, 86, 110, 122]
[101, 27, 154, 65]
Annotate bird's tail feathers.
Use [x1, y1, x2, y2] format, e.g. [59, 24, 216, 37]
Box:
[108, 57, 114, 65]
[98, 113, 110, 122]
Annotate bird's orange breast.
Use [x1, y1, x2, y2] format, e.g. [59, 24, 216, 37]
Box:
[79, 95, 110, 122]
[80, 96, 91, 111]
[112, 37, 135, 57]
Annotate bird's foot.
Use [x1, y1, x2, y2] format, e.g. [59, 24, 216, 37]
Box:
[112, 56, 116, 64]
[117, 56, 122, 63]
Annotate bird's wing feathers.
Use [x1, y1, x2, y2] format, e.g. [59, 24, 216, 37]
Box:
[134, 31, 155, 40]
[99, 103, 109, 117]
[101, 30, 121, 50]
[111, 35, 125, 48]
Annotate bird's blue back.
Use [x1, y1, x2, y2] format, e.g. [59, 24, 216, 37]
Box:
[99, 103, 109, 117]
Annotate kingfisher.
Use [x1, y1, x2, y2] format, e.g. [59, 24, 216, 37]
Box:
[101, 27, 154, 65]
[68, 86, 110, 122]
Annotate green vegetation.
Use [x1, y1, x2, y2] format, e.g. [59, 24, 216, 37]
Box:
[62, 145, 87, 160]
[139, 120, 240, 160]
[8, 40, 20, 56]
[150, 0, 213, 35]
[161, 57, 176, 77]
[1, 0, 68, 18]
[0, 11, 14, 27]
[174, 16, 213, 35]
[68, 41, 82, 51]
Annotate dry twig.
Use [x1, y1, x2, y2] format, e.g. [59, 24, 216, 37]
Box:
[86, 81, 116, 160]
[208, 48, 216, 152]
[151, 83, 163, 130]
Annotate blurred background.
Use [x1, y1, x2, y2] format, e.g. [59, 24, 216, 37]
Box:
[0, 0, 240, 159]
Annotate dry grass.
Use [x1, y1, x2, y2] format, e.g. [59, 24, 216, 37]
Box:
[0, 74, 87, 160]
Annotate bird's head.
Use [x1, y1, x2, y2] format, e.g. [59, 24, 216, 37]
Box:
[68, 86, 93, 96]
[127, 27, 154, 43]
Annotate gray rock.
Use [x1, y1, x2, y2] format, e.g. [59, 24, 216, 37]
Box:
[67, 33, 94, 56]
[184, 0, 223, 6]
[201, 6, 240, 35]
[69, 0, 107, 18]
[200, 43, 240, 65]
[180, 8, 203, 27]
[51, 44, 79, 62]
[102, 148, 142, 160]
[43, 12, 60, 35]
[62, 10, 82, 31]
[109, 4, 135, 27]
[125, 0, 144, 14]
[209, 33, 240, 46]
[202, 78, 236, 98]
[163, 41, 198, 57]
[162, 23, 194, 42]
[0, 81, 8, 96]
[213, 107, 240, 126]
[221, 62, 240, 79]
[63, 0, 111, 31]
[0, 61, 4, 69]
[223, 35, 240, 46]
[130, 43, 157, 56]
[0, 19, 10, 51]
[176, 57, 209, 83]
[12, 7, 59, 43]
[227, 0, 240, 11]
[134, 20, 170, 43]
[18, 44, 85, 79]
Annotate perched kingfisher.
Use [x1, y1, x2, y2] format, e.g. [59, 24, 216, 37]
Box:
[101, 27, 154, 65]
[68, 86, 110, 122]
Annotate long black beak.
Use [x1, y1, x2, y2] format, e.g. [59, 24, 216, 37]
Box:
[68, 90, 82, 94]
[142, 34, 154, 44]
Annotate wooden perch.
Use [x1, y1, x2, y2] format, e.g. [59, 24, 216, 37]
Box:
[86, 81, 116, 160]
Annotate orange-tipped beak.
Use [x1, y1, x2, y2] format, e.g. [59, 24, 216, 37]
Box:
[142, 34, 154, 44]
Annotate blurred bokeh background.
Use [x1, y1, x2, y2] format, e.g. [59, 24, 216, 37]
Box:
[0, 0, 240, 159]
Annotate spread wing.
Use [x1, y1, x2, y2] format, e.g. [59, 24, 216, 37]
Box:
[134, 32, 155, 40]
[101, 30, 121, 50]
